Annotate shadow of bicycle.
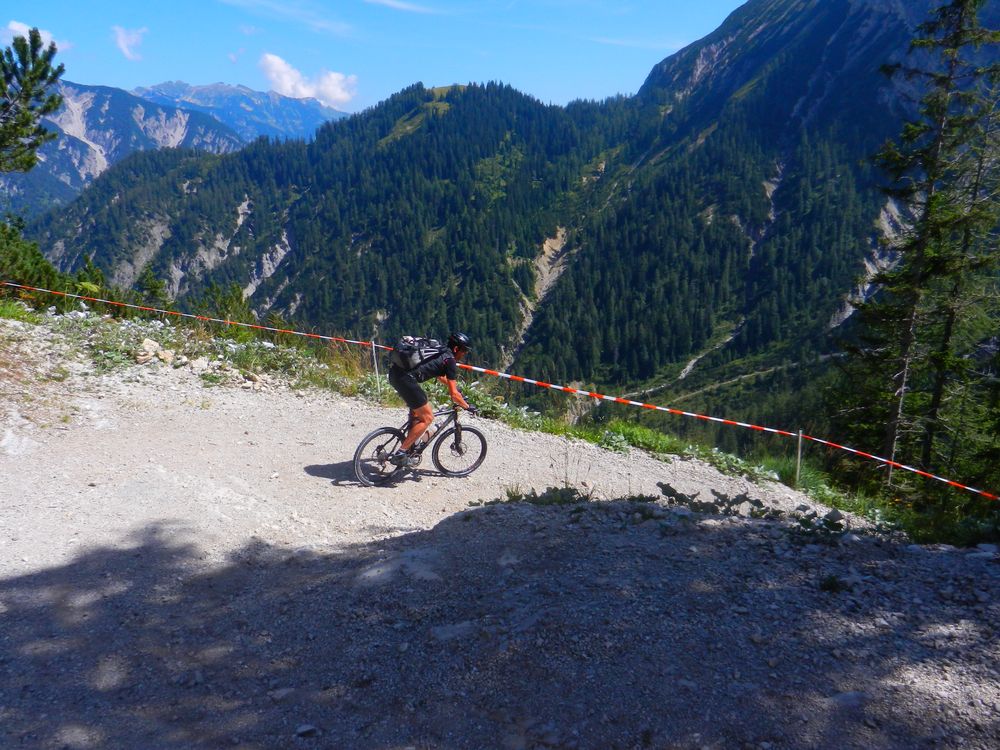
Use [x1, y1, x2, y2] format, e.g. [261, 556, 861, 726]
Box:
[304, 461, 358, 484]
[306, 458, 460, 488]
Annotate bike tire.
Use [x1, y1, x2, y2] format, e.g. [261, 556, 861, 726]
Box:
[354, 427, 407, 486]
[431, 425, 487, 477]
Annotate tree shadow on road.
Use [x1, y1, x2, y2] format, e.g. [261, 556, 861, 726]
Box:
[1, 504, 997, 749]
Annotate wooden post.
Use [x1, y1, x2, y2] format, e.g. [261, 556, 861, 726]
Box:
[796, 429, 803, 488]
[371, 341, 382, 401]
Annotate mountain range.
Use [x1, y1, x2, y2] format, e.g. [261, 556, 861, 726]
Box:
[24, 0, 999, 432]
[132, 81, 346, 142]
[0, 82, 346, 219]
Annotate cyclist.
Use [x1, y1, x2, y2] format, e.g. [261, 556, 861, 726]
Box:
[387, 332, 476, 466]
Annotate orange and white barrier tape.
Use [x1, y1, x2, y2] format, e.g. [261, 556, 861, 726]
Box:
[3, 280, 997, 501]
[458, 363, 997, 501]
[798, 436, 997, 501]
[460, 363, 796, 436]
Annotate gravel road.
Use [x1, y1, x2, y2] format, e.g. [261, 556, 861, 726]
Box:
[1, 315, 998, 750]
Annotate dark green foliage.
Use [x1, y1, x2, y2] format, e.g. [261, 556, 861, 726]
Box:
[0, 221, 116, 318]
[137, 266, 172, 309]
[831, 0, 1000, 536]
[516, 0, 898, 423]
[0, 27, 64, 173]
[0, 220, 64, 290]
[191, 282, 258, 342]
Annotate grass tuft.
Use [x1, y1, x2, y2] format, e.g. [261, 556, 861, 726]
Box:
[0, 298, 42, 323]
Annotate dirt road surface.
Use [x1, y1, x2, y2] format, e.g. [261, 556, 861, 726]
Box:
[1, 316, 998, 749]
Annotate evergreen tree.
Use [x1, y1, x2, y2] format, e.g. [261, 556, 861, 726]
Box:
[0, 27, 65, 295]
[0, 27, 64, 173]
[837, 0, 999, 494]
[137, 266, 172, 309]
[0, 220, 64, 289]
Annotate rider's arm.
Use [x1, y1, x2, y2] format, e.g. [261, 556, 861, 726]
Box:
[441, 376, 470, 410]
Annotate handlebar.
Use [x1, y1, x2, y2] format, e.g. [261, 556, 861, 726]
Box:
[432, 403, 478, 418]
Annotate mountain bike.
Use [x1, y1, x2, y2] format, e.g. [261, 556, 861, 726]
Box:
[353, 405, 487, 486]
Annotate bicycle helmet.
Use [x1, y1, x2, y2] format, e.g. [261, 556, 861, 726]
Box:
[448, 331, 472, 352]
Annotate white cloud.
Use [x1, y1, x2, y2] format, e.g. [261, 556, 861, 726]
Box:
[259, 53, 357, 108]
[4, 20, 71, 50]
[364, 0, 435, 13]
[112, 25, 148, 61]
[220, 0, 352, 35]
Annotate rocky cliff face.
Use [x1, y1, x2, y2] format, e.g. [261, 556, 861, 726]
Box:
[639, 0, 998, 115]
[637, 0, 915, 120]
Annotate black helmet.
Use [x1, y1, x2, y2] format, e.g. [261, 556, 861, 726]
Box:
[448, 331, 472, 352]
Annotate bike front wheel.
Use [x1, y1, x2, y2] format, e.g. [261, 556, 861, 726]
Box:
[354, 427, 406, 486]
[431, 425, 487, 477]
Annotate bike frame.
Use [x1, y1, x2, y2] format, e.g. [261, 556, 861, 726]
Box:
[403, 405, 463, 453]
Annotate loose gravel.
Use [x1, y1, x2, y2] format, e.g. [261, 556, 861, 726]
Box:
[1, 314, 998, 750]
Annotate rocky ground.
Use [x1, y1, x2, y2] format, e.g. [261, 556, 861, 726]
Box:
[1, 312, 998, 750]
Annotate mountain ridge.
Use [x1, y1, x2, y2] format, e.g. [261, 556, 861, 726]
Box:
[132, 80, 347, 142]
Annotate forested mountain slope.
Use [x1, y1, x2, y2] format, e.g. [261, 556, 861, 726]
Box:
[31, 83, 617, 365]
[28, 0, 995, 426]
[514, 0, 923, 415]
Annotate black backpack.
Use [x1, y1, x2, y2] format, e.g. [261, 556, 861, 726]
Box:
[389, 335, 447, 371]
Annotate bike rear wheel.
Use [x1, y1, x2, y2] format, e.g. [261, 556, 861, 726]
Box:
[354, 427, 406, 486]
[431, 425, 487, 477]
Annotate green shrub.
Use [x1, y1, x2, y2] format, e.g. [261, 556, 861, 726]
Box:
[598, 430, 630, 453]
[0, 297, 41, 323]
[501, 486, 590, 506]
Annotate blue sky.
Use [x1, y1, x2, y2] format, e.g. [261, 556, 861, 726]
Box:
[6, 1, 746, 112]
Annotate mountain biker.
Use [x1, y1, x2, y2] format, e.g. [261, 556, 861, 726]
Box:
[387, 332, 476, 466]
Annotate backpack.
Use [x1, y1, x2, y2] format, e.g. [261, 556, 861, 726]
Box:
[389, 335, 448, 371]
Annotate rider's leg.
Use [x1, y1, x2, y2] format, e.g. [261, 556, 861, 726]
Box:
[401, 403, 434, 452]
